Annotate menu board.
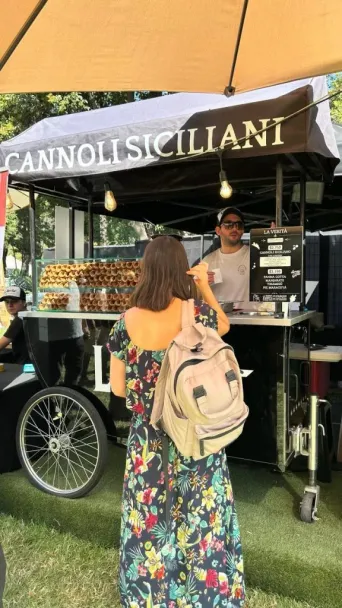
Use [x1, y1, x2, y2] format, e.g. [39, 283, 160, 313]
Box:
[249, 226, 303, 303]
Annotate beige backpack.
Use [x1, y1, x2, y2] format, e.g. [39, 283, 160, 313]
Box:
[151, 299, 249, 460]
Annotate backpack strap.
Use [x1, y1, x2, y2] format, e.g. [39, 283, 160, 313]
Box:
[150, 343, 172, 428]
[181, 299, 196, 329]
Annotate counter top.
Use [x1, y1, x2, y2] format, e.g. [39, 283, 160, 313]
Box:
[227, 310, 317, 327]
[289, 343, 342, 362]
[20, 309, 317, 327]
[20, 311, 121, 321]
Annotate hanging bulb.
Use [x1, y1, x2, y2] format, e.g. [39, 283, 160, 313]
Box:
[104, 183, 117, 212]
[6, 192, 14, 210]
[219, 170, 233, 199]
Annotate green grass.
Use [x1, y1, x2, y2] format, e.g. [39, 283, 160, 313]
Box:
[0, 514, 120, 608]
[0, 514, 318, 608]
[0, 446, 341, 607]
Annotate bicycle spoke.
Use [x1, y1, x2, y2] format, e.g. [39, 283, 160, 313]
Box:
[21, 394, 103, 494]
[25, 418, 50, 438]
[69, 445, 98, 466]
[67, 448, 94, 476]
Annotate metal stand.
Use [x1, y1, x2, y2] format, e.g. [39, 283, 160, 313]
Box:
[29, 185, 37, 307]
[300, 394, 321, 523]
[290, 393, 321, 523]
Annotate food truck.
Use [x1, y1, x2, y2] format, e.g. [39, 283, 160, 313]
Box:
[0, 76, 339, 522]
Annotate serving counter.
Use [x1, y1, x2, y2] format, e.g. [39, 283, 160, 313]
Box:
[223, 311, 316, 471]
[20, 309, 316, 474]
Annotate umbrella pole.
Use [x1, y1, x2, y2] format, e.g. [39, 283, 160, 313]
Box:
[88, 195, 94, 259]
[299, 176, 306, 310]
[29, 185, 37, 307]
[275, 162, 283, 313]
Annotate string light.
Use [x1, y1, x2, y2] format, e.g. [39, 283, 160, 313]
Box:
[218, 152, 233, 199]
[104, 182, 117, 212]
[219, 170, 233, 199]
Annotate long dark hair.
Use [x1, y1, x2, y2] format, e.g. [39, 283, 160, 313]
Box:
[130, 236, 197, 311]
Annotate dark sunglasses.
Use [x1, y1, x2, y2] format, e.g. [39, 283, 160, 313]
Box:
[150, 234, 183, 242]
[221, 221, 244, 230]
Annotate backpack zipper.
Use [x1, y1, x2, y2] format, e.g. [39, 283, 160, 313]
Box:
[199, 417, 247, 456]
[173, 345, 234, 394]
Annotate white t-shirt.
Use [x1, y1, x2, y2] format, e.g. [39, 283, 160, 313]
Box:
[203, 245, 251, 308]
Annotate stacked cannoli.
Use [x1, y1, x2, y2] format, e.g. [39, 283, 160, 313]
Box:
[39, 260, 141, 288]
[38, 292, 70, 310]
[80, 292, 131, 312]
[38, 291, 131, 313]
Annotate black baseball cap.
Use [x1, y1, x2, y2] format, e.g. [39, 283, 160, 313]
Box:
[217, 207, 245, 226]
[0, 286, 26, 302]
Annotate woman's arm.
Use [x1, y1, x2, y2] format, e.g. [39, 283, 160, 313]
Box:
[187, 262, 230, 336]
[110, 355, 126, 398]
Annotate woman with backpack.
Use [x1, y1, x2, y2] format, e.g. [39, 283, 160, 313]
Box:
[109, 236, 245, 607]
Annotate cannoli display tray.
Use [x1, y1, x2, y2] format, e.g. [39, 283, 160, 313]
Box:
[36, 258, 141, 313]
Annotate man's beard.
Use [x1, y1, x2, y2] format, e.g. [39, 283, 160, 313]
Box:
[222, 235, 242, 247]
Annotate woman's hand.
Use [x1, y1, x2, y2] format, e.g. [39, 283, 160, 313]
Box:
[187, 262, 229, 336]
[186, 262, 210, 291]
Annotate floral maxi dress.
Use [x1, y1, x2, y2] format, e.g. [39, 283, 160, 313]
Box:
[109, 301, 245, 608]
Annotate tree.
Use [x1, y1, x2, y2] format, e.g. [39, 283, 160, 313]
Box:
[0, 91, 162, 267]
[92, 215, 141, 246]
[328, 73, 342, 124]
[5, 195, 56, 273]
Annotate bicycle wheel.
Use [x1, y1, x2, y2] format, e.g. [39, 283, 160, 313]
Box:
[16, 387, 108, 498]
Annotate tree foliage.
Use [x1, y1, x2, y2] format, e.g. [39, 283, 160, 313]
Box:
[328, 73, 342, 125]
[0, 91, 161, 270]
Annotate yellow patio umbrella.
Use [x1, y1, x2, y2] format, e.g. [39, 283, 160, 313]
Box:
[0, 0, 341, 95]
[6, 188, 30, 213]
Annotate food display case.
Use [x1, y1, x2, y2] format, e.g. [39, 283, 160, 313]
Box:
[36, 258, 141, 313]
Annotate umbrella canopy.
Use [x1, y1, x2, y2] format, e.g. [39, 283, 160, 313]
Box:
[1, 77, 339, 233]
[0, 0, 341, 95]
[6, 187, 30, 213]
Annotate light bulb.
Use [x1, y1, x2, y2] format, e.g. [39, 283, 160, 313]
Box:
[219, 170, 233, 199]
[104, 184, 117, 212]
[6, 192, 14, 210]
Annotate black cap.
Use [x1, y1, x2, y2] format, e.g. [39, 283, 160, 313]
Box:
[217, 207, 245, 226]
[0, 286, 26, 302]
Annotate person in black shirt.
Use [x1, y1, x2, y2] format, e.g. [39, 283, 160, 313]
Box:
[0, 286, 30, 364]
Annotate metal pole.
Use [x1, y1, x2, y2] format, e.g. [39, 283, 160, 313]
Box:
[275, 162, 283, 314]
[69, 205, 75, 259]
[29, 185, 37, 307]
[200, 235, 204, 259]
[275, 162, 283, 226]
[308, 394, 319, 486]
[88, 196, 94, 259]
[299, 176, 306, 310]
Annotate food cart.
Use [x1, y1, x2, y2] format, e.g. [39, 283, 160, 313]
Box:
[0, 76, 339, 522]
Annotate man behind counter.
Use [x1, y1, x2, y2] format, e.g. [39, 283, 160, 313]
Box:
[202, 207, 251, 308]
[0, 286, 30, 364]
